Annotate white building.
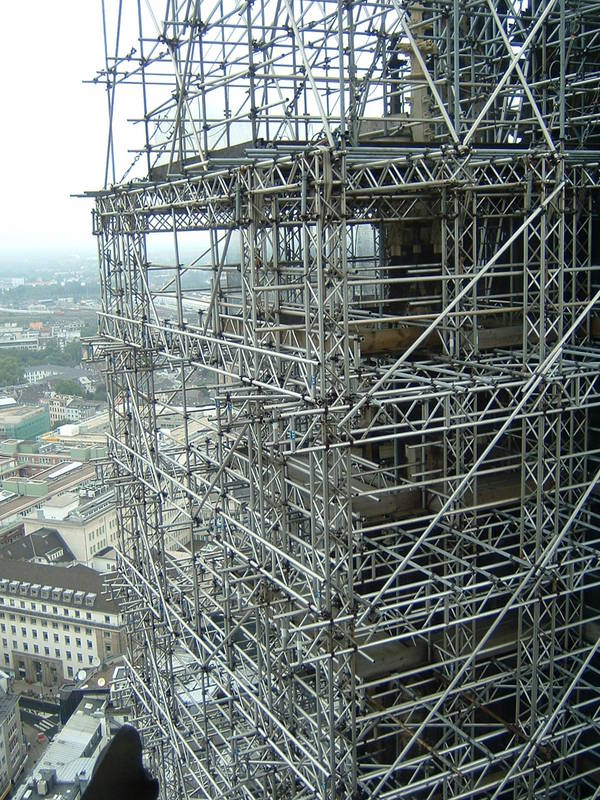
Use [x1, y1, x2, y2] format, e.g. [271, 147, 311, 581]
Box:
[48, 397, 102, 426]
[23, 490, 119, 563]
[0, 560, 124, 687]
[23, 368, 58, 385]
[24, 486, 187, 560]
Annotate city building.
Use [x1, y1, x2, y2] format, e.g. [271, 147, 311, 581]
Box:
[51, 323, 81, 351]
[0, 559, 124, 686]
[41, 412, 109, 460]
[90, 1, 600, 799]
[24, 490, 118, 562]
[0, 440, 73, 472]
[13, 694, 111, 800]
[0, 462, 95, 534]
[0, 332, 39, 352]
[89, 547, 116, 575]
[24, 486, 186, 561]
[48, 397, 99, 427]
[0, 528, 75, 565]
[0, 407, 50, 442]
[0, 687, 26, 799]
[23, 369, 58, 386]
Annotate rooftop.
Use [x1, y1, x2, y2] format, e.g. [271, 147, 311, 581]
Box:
[0, 560, 119, 614]
[94, 547, 116, 559]
[0, 462, 95, 523]
[0, 405, 46, 424]
[15, 696, 108, 800]
[0, 528, 75, 564]
[45, 492, 79, 509]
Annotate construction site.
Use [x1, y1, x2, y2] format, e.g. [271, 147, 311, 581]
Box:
[88, 0, 600, 797]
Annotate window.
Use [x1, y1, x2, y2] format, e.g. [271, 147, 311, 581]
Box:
[12, 641, 16, 650]
[77, 653, 83, 662]
[86, 628, 92, 635]
[10, 626, 15, 634]
[0, 624, 4, 633]
[86, 613, 92, 620]
[75, 610, 81, 618]
[23, 643, 28, 652]
[3, 655, 8, 665]
[42, 604, 47, 612]
[32, 630, 37, 639]
[105, 644, 112, 653]
[44, 647, 49, 656]
[34, 645, 39, 654]
[76, 638, 81, 647]
[88, 656, 94, 665]
[19, 601, 24, 609]
[103, 631, 110, 638]
[1, 638, 6, 647]
[87, 640, 93, 649]
[19, 616, 25, 623]
[41, 620, 47, 627]
[52, 622, 58, 629]
[20, 628, 26, 636]
[65, 636, 70, 645]
[67, 666, 73, 677]
[55, 649, 60, 658]
[64, 624, 70, 631]
[104, 615, 110, 623]
[63, 609, 69, 616]
[54, 634, 59, 643]
[43, 632, 48, 641]
[8, 614, 14, 621]
[52, 606, 58, 614]
[74, 626, 81, 633]
[66, 651, 72, 660]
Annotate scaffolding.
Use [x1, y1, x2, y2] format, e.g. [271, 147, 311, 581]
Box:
[89, 1, 600, 797]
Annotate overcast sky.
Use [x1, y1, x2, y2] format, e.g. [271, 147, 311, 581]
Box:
[0, 3, 108, 259]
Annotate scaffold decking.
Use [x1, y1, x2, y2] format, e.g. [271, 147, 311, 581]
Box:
[90, 1, 600, 797]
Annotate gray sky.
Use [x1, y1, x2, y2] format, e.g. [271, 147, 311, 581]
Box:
[0, 3, 107, 259]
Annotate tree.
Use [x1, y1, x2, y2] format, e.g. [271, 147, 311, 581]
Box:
[0, 356, 24, 387]
[91, 384, 107, 401]
[53, 379, 86, 397]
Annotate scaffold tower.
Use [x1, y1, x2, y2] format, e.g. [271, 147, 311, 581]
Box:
[89, 1, 600, 797]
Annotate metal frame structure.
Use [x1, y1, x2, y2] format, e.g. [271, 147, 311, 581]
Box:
[89, 1, 600, 797]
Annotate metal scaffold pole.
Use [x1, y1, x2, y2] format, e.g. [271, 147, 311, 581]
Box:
[88, 1, 600, 797]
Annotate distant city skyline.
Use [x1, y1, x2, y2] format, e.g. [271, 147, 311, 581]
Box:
[0, 5, 107, 259]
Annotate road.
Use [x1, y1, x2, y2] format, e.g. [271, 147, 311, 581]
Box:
[19, 698, 60, 741]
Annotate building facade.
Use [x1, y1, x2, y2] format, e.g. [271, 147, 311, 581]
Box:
[24, 490, 118, 562]
[0, 560, 123, 687]
[0, 408, 50, 442]
[0, 689, 25, 798]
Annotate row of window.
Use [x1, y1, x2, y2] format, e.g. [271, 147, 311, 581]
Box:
[4, 642, 104, 662]
[2, 618, 96, 634]
[0, 598, 97, 620]
[3, 627, 95, 647]
[0, 606, 112, 623]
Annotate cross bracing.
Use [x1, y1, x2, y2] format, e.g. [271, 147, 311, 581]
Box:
[90, 1, 600, 798]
